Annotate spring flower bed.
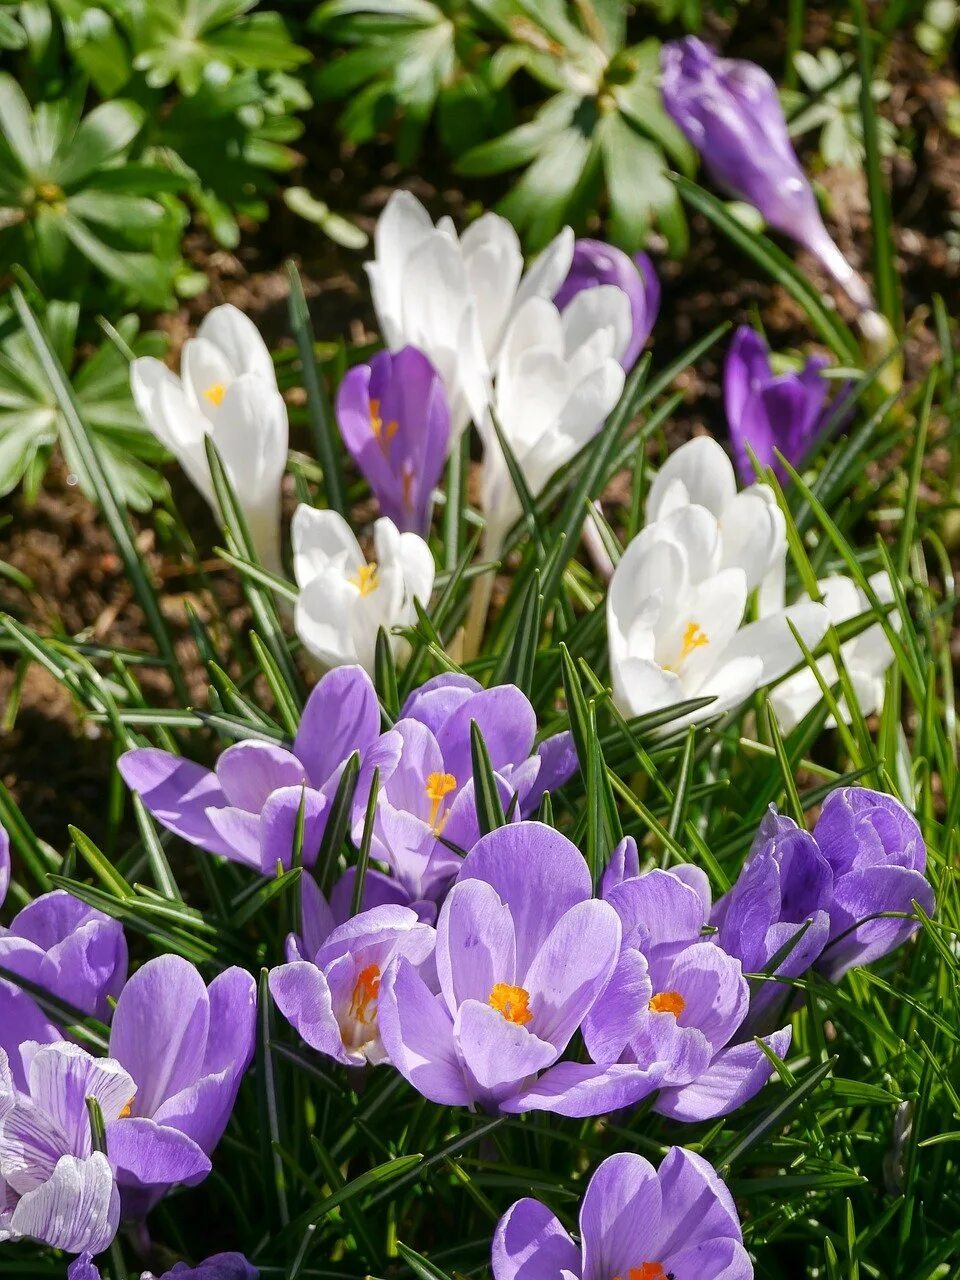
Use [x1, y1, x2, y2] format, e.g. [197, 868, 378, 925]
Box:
[1, 16, 957, 1280]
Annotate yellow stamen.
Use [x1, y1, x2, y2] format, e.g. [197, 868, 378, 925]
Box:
[203, 382, 227, 407]
[370, 398, 399, 454]
[119, 1099, 134, 1119]
[348, 964, 381, 1025]
[401, 465, 415, 513]
[425, 771, 457, 833]
[648, 990, 686, 1018]
[679, 620, 709, 659]
[489, 982, 533, 1026]
[349, 562, 379, 596]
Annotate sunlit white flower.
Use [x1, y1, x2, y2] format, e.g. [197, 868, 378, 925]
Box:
[608, 504, 829, 728]
[646, 434, 786, 594]
[767, 571, 896, 730]
[366, 191, 575, 437]
[292, 506, 435, 673]
[479, 294, 627, 542]
[131, 304, 288, 576]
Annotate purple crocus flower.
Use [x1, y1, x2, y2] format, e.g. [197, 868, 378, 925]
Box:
[585, 864, 790, 1123]
[106, 955, 256, 1217]
[70, 1252, 258, 1279]
[0, 1041, 122, 1253]
[0, 822, 128, 1090]
[553, 240, 661, 371]
[269, 902, 435, 1067]
[725, 326, 833, 484]
[378, 822, 664, 1117]
[119, 666, 388, 875]
[337, 346, 450, 536]
[661, 37, 873, 312]
[494, 1147, 753, 1280]
[813, 787, 934, 981]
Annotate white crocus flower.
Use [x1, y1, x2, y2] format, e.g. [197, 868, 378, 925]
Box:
[366, 190, 575, 437]
[292, 506, 435, 674]
[608, 504, 829, 729]
[480, 293, 628, 543]
[646, 435, 786, 596]
[768, 571, 896, 730]
[131, 304, 288, 576]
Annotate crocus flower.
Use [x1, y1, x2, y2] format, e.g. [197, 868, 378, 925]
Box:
[767, 572, 896, 731]
[119, 665, 385, 874]
[813, 787, 934, 981]
[479, 294, 626, 544]
[712, 808, 833, 1036]
[336, 347, 450, 535]
[0, 1041, 123, 1253]
[357, 674, 578, 910]
[270, 903, 435, 1067]
[292, 506, 435, 673]
[661, 37, 873, 313]
[131, 304, 288, 576]
[607, 501, 829, 728]
[379, 822, 664, 1117]
[725, 326, 834, 484]
[553, 239, 661, 371]
[367, 191, 574, 437]
[494, 1147, 753, 1280]
[584, 865, 790, 1122]
[70, 1253, 258, 1279]
[0, 823, 128, 1090]
[107, 955, 256, 1217]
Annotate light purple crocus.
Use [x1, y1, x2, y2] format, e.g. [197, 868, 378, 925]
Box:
[553, 240, 661, 371]
[585, 860, 791, 1123]
[812, 787, 934, 981]
[70, 1252, 258, 1279]
[494, 1147, 753, 1280]
[106, 955, 256, 1217]
[359, 674, 577, 910]
[725, 326, 834, 484]
[119, 666, 388, 876]
[0, 1041, 122, 1254]
[0, 821, 128, 1091]
[661, 37, 873, 312]
[379, 822, 664, 1117]
[712, 808, 833, 1037]
[270, 902, 434, 1067]
[337, 346, 451, 536]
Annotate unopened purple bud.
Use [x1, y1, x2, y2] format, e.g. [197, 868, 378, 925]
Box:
[553, 240, 660, 370]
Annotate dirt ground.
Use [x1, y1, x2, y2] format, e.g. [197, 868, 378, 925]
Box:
[2, 12, 959, 849]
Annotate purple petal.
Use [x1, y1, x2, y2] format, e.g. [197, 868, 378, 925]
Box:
[118, 750, 232, 857]
[600, 835, 641, 898]
[215, 742, 307, 811]
[204, 806, 263, 870]
[68, 1256, 102, 1280]
[667, 1238, 754, 1280]
[820, 866, 935, 981]
[328, 866, 411, 926]
[378, 957, 470, 1105]
[655, 1025, 792, 1122]
[269, 961, 354, 1066]
[654, 1147, 743, 1257]
[294, 666, 382, 788]
[107, 1116, 210, 1191]
[0, 822, 9, 910]
[520, 732, 578, 815]
[25, 1041, 135, 1155]
[0, 983, 59, 1090]
[163, 1255, 259, 1280]
[582, 949, 653, 1064]
[436, 878, 516, 1015]
[493, 1198, 581, 1280]
[436, 686, 537, 788]
[502, 1062, 665, 1117]
[9, 1151, 119, 1254]
[579, 1151, 662, 1280]
[606, 870, 707, 964]
[258, 786, 330, 873]
[400, 673, 481, 737]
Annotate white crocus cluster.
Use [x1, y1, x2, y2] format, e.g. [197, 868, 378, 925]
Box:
[131, 305, 288, 577]
[291, 506, 435, 674]
[608, 436, 830, 729]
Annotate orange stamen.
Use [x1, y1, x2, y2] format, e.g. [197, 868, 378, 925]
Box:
[425, 771, 457, 833]
[648, 990, 686, 1017]
[349, 964, 381, 1024]
[489, 982, 533, 1026]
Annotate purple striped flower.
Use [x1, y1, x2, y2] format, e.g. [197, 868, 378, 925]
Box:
[585, 861, 790, 1123]
[554, 240, 661, 371]
[494, 1147, 753, 1280]
[337, 346, 451, 535]
[70, 1252, 258, 1279]
[378, 822, 663, 1117]
[725, 326, 834, 483]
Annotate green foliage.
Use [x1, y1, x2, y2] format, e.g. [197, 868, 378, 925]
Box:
[785, 47, 898, 170]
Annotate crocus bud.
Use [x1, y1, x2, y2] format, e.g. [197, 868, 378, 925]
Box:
[661, 37, 873, 312]
[336, 346, 450, 536]
[553, 239, 661, 371]
[724, 326, 833, 484]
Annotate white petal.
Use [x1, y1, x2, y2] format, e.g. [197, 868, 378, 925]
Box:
[26, 1042, 135, 1156]
[295, 573, 361, 670]
[9, 1152, 119, 1254]
[196, 303, 277, 386]
[513, 225, 575, 312]
[610, 655, 684, 720]
[722, 599, 831, 685]
[719, 488, 786, 593]
[460, 212, 523, 361]
[396, 531, 435, 611]
[646, 436, 738, 524]
[181, 337, 235, 421]
[371, 191, 434, 346]
[560, 285, 633, 365]
[291, 505, 363, 587]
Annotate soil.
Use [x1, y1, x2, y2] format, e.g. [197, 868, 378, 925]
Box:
[1, 6, 959, 850]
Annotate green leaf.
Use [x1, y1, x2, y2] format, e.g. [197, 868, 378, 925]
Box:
[470, 720, 507, 835]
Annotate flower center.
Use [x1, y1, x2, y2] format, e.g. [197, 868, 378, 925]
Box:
[118, 1098, 134, 1119]
[663, 621, 710, 673]
[489, 982, 533, 1026]
[370, 398, 399, 454]
[348, 964, 381, 1025]
[614, 1266, 670, 1280]
[349, 562, 379, 596]
[648, 990, 686, 1017]
[203, 381, 227, 407]
[425, 771, 457, 833]
[36, 181, 65, 204]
